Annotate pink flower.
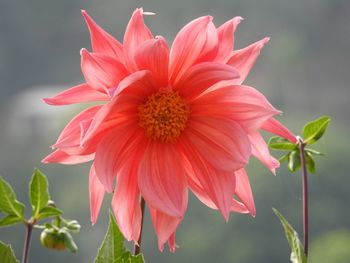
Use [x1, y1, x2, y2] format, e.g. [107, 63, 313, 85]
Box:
[43, 8, 296, 252]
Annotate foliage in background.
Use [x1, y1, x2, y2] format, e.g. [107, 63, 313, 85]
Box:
[0, 169, 80, 262]
[269, 116, 330, 263]
[94, 212, 144, 263]
[269, 116, 330, 174]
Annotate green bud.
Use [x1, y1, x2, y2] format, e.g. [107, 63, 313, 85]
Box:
[40, 228, 66, 251]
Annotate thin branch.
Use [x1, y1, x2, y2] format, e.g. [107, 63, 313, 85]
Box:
[298, 139, 309, 256]
[134, 197, 146, 255]
[22, 219, 34, 263]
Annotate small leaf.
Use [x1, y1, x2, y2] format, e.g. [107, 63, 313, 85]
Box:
[29, 169, 50, 219]
[272, 208, 307, 263]
[0, 177, 25, 219]
[305, 148, 324, 156]
[0, 215, 23, 228]
[268, 136, 297, 151]
[306, 152, 316, 174]
[303, 116, 330, 144]
[36, 206, 63, 221]
[288, 151, 301, 173]
[62, 229, 78, 253]
[94, 211, 144, 263]
[0, 241, 19, 263]
[279, 153, 291, 163]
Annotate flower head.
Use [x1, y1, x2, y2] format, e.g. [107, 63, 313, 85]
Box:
[43, 8, 296, 252]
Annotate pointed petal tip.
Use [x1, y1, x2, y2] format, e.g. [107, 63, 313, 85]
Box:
[205, 15, 214, 23]
[220, 209, 230, 222]
[41, 155, 53, 164]
[233, 16, 244, 24]
[80, 48, 88, 56]
[42, 97, 53, 105]
[158, 243, 165, 252]
[261, 37, 270, 46]
[250, 211, 256, 218]
[254, 37, 270, 50]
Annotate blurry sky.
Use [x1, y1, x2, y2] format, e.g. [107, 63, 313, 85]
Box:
[0, 0, 350, 262]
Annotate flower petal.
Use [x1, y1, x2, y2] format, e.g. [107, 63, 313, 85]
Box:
[187, 167, 249, 214]
[168, 233, 177, 253]
[112, 159, 143, 242]
[138, 143, 188, 218]
[215, 16, 243, 62]
[89, 163, 105, 225]
[123, 8, 153, 70]
[42, 150, 94, 164]
[81, 71, 156, 145]
[169, 16, 216, 84]
[234, 168, 256, 217]
[226, 37, 270, 84]
[81, 48, 128, 92]
[81, 10, 124, 60]
[261, 117, 297, 143]
[54, 105, 101, 149]
[190, 84, 280, 131]
[149, 206, 182, 252]
[179, 117, 250, 220]
[94, 123, 145, 193]
[248, 131, 279, 174]
[134, 37, 169, 87]
[175, 62, 239, 101]
[186, 117, 251, 171]
[43, 83, 109, 105]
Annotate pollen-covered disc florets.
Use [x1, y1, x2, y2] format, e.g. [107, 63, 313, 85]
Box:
[138, 90, 190, 143]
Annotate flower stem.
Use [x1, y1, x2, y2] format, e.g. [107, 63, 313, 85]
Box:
[134, 197, 146, 256]
[298, 139, 309, 257]
[22, 219, 34, 263]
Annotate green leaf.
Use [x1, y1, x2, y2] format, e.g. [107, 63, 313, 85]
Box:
[288, 151, 301, 173]
[305, 148, 324, 156]
[94, 211, 145, 263]
[36, 206, 63, 221]
[0, 215, 23, 227]
[279, 153, 291, 163]
[0, 177, 25, 219]
[0, 241, 19, 263]
[273, 208, 307, 263]
[303, 116, 330, 144]
[306, 152, 316, 174]
[29, 169, 50, 219]
[268, 136, 297, 151]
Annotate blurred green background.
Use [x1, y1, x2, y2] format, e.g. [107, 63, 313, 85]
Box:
[0, 0, 349, 262]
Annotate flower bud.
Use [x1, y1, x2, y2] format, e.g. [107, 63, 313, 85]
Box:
[40, 229, 66, 251]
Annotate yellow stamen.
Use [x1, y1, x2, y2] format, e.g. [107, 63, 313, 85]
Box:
[138, 90, 190, 143]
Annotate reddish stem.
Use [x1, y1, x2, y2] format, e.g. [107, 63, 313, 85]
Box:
[22, 219, 34, 263]
[134, 197, 146, 255]
[298, 139, 309, 256]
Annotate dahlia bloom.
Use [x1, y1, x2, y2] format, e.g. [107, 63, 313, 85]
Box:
[43, 8, 296, 251]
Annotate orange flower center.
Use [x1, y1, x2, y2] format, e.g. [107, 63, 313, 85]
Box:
[138, 90, 190, 143]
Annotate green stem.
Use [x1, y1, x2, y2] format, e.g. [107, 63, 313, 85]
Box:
[298, 138, 309, 257]
[22, 219, 34, 263]
[134, 197, 146, 255]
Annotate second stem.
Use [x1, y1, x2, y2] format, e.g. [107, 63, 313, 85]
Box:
[134, 197, 146, 255]
[298, 140, 309, 257]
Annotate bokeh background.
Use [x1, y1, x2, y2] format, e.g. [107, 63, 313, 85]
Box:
[1, 0, 349, 262]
